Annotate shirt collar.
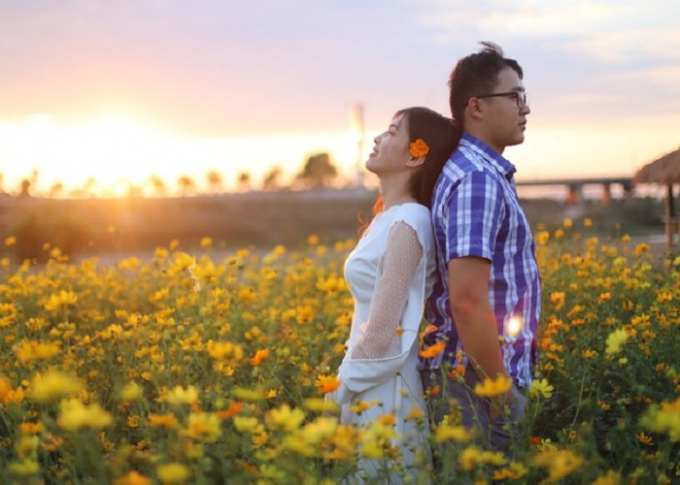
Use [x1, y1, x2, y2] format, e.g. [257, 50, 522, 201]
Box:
[460, 133, 517, 180]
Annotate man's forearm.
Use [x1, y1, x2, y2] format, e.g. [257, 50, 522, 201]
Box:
[453, 301, 506, 380]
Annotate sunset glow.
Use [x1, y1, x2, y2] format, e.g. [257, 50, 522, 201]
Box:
[0, 114, 363, 196]
[1, 1, 679, 197]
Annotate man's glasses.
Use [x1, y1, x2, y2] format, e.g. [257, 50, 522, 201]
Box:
[474, 91, 529, 109]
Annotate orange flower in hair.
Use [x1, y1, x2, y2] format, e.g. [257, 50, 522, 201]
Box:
[409, 139, 429, 158]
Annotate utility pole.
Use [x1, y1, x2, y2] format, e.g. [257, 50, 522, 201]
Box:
[349, 103, 365, 188]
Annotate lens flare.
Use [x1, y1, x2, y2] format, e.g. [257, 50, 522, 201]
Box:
[506, 315, 523, 338]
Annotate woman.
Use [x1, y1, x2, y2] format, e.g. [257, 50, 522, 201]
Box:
[328, 107, 459, 481]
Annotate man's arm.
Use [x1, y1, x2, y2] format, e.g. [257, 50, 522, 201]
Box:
[448, 256, 512, 415]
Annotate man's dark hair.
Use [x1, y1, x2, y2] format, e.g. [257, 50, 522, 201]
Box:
[448, 42, 523, 131]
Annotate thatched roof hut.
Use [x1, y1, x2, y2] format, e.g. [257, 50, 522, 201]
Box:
[634, 146, 680, 185]
[634, 146, 680, 250]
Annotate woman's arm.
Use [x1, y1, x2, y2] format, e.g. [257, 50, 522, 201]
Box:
[352, 221, 423, 359]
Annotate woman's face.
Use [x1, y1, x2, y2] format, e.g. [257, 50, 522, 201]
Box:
[365, 113, 411, 175]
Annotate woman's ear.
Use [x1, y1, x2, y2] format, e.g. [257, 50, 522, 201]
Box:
[406, 156, 426, 168]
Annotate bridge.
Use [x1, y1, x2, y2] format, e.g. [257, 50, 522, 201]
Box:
[515, 177, 634, 205]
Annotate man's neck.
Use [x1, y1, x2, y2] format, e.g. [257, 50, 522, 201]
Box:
[464, 130, 504, 156]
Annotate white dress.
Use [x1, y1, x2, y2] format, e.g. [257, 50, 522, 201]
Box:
[329, 202, 437, 483]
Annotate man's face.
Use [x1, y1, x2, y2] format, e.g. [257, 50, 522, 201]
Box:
[480, 67, 531, 153]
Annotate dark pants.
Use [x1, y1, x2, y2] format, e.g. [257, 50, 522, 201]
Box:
[421, 367, 527, 456]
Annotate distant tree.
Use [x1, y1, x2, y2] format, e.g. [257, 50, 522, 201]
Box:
[127, 183, 143, 197]
[82, 177, 97, 197]
[177, 175, 196, 196]
[206, 170, 224, 193]
[262, 165, 283, 191]
[237, 171, 251, 192]
[19, 179, 31, 197]
[296, 152, 338, 188]
[49, 182, 65, 198]
[148, 175, 167, 197]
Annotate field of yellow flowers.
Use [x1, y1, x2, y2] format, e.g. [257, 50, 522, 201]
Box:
[0, 220, 679, 484]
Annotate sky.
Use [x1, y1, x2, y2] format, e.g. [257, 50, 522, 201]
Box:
[1, 0, 679, 195]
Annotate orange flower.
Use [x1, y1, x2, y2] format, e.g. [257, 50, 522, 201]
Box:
[250, 349, 269, 366]
[315, 374, 341, 394]
[409, 139, 430, 158]
[148, 413, 179, 429]
[216, 401, 243, 419]
[420, 340, 446, 359]
[447, 364, 466, 381]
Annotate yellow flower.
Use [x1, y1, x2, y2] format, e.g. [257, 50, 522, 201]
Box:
[563, 218, 573, 229]
[18, 421, 43, 435]
[181, 412, 221, 443]
[530, 378, 554, 400]
[234, 416, 264, 434]
[583, 218, 593, 228]
[303, 416, 337, 443]
[265, 404, 306, 432]
[7, 459, 40, 476]
[31, 371, 82, 403]
[0, 374, 12, 401]
[434, 424, 471, 443]
[593, 470, 621, 485]
[207, 341, 244, 362]
[166, 385, 198, 406]
[458, 446, 482, 471]
[636, 431, 654, 446]
[5, 236, 16, 246]
[634, 242, 650, 255]
[113, 471, 152, 485]
[605, 329, 628, 355]
[533, 449, 583, 482]
[404, 405, 425, 422]
[304, 397, 338, 413]
[641, 397, 680, 441]
[493, 462, 528, 480]
[409, 138, 430, 158]
[307, 234, 319, 246]
[200, 237, 212, 248]
[43, 290, 78, 311]
[232, 387, 264, 402]
[474, 374, 513, 398]
[376, 413, 396, 427]
[349, 399, 381, 414]
[120, 382, 144, 402]
[12, 340, 60, 363]
[157, 463, 190, 484]
[534, 231, 549, 245]
[57, 399, 113, 431]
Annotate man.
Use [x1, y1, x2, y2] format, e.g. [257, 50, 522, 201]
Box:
[421, 42, 541, 453]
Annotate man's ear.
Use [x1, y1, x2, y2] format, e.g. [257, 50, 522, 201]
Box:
[468, 98, 484, 120]
[406, 156, 426, 168]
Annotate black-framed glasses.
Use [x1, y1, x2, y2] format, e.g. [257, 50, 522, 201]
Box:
[475, 91, 529, 109]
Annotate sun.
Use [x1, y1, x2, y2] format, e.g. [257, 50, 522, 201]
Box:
[62, 114, 165, 190]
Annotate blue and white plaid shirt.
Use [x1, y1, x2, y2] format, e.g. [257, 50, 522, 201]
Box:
[422, 133, 541, 389]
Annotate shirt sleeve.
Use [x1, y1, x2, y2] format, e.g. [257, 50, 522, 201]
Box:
[445, 170, 505, 262]
[351, 220, 423, 360]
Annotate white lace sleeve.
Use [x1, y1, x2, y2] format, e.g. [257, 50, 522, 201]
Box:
[351, 221, 423, 360]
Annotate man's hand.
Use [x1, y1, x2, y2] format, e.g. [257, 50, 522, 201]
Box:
[489, 387, 513, 421]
